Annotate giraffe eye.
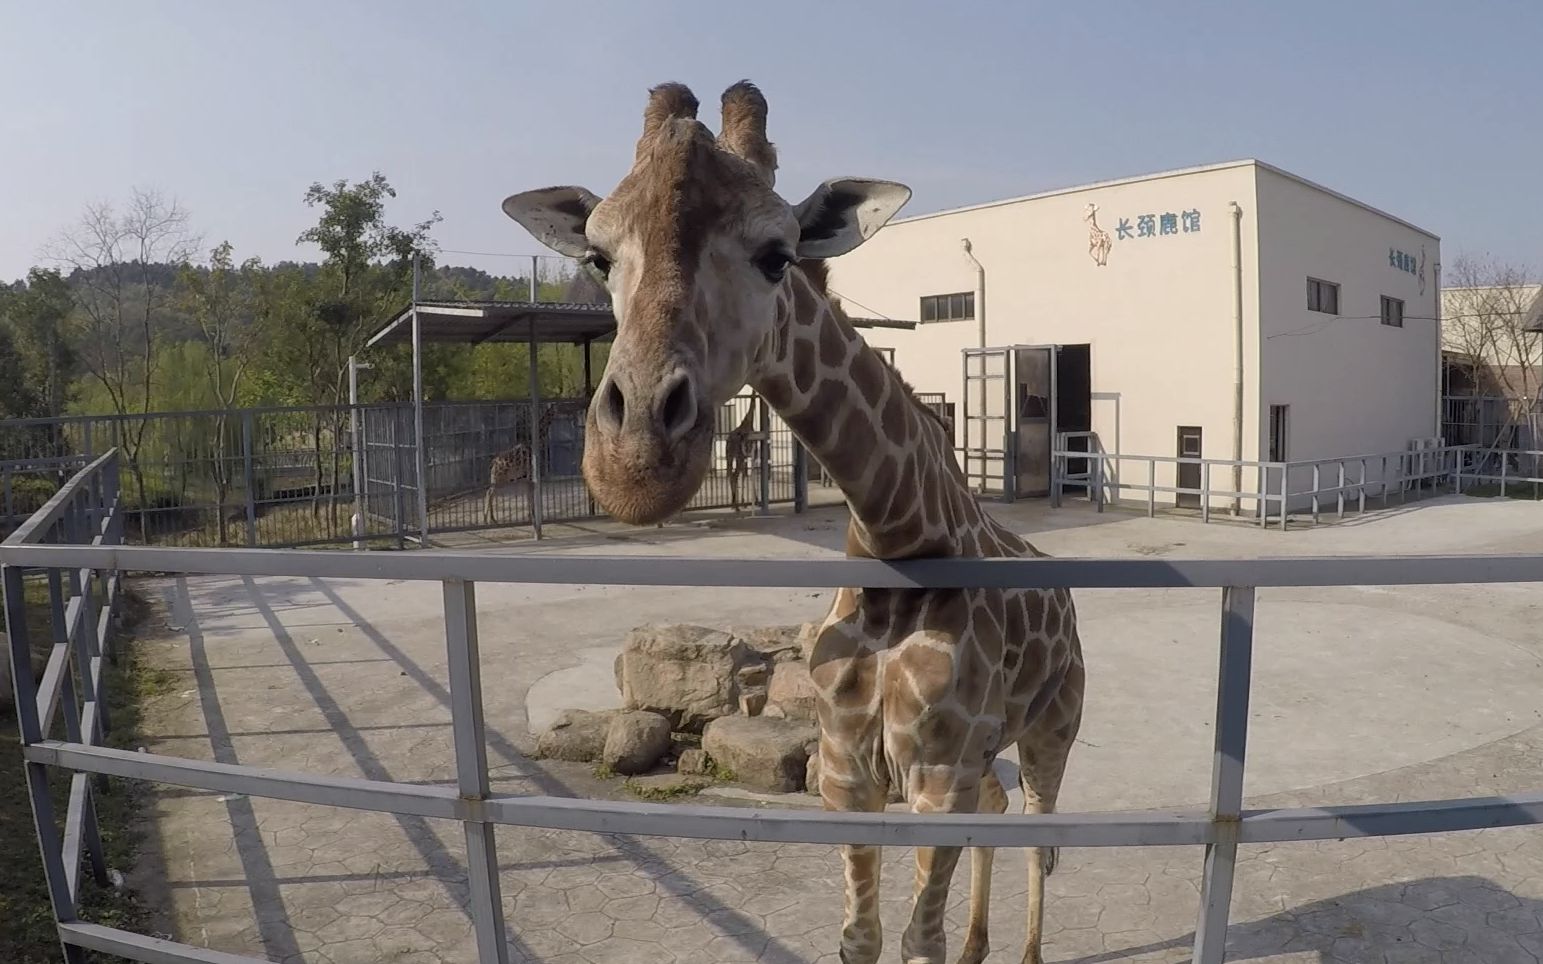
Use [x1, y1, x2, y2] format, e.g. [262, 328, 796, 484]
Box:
[755, 248, 792, 283]
[583, 250, 612, 280]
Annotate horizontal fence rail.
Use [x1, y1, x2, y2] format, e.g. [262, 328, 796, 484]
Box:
[6, 450, 1543, 964]
[1050, 438, 1537, 528]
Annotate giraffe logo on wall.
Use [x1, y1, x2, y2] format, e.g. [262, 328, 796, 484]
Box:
[1083, 203, 1112, 267]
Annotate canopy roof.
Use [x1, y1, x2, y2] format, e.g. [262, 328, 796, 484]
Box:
[367, 299, 916, 349]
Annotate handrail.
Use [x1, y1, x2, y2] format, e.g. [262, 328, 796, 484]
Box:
[3, 449, 117, 547]
[8, 446, 1543, 964]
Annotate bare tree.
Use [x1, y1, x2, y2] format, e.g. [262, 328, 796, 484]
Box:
[179, 241, 264, 543]
[1443, 255, 1543, 448]
[42, 188, 201, 529]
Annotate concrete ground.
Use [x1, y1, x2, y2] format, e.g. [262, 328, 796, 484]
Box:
[121, 494, 1543, 963]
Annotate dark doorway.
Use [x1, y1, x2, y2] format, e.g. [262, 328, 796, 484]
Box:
[1055, 345, 1092, 479]
[1176, 426, 1202, 508]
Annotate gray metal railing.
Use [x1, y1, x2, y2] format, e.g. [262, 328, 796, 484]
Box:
[7, 451, 1543, 964]
[1052, 436, 1498, 529]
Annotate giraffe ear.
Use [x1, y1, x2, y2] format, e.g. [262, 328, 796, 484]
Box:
[502, 187, 602, 259]
[793, 178, 912, 259]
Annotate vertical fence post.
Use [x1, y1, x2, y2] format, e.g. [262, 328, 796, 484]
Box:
[1279, 464, 1289, 531]
[1336, 462, 1346, 521]
[792, 439, 808, 514]
[1358, 458, 1367, 514]
[4, 565, 87, 963]
[756, 396, 771, 516]
[527, 329, 544, 541]
[241, 411, 257, 548]
[1191, 585, 1256, 964]
[442, 581, 511, 964]
[1201, 463, 1210, 524]
[1501, 454, 1509, 498]
[1310, 464, 1320, 525]
[1148, 458, 1157, 518]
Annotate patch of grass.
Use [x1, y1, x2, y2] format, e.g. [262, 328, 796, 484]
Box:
[669, 731, 701, 747]
[1, 584, 158, 963]
[624, 778, 708, 802]
[708, 760, 737, 783]
[591, 762, 616, 780]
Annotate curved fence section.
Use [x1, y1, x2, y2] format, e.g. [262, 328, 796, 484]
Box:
[5, 450, 1543, 964]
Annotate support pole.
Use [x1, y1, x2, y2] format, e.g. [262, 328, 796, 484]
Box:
[348, 356, 369, 550]
[528, 324, 544, 540]
[1191, 585, 1256, 964]
[412, 254, 429, 546]
[1229, 201, 1245, 517]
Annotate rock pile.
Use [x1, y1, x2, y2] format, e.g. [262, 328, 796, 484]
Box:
[536, 622, 824, 793]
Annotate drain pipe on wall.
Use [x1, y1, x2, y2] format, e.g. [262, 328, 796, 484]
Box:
[962, 238, 988, 453]
[1229, 201, 1244, 516]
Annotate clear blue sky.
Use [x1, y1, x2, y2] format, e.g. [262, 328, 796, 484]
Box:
[3, 1, 1540, 281]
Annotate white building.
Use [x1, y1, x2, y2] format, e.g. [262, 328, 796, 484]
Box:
[829, 159, 1443, 506]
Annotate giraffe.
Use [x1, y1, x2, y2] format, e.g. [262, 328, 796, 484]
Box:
[502, 80, 1085, 964]
[1083, 202, 1112, 267]
[723, 402, 759, 513]
[484, 397, 582, 525]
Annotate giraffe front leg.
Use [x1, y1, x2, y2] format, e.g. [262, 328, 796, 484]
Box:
[902, 782, 980, 964]
[820, 737, 886, 964]
[956, 766, 1009, 964]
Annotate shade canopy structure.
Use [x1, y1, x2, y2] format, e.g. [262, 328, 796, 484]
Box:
[357, 279, 917, 545]
[366, 299, 917, 350]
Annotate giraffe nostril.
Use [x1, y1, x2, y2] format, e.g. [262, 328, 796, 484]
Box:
[657, 372, 697, 443]
[599, 378, 626, 432]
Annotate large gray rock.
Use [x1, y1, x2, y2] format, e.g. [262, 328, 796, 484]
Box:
[703, 716, 818, 793]
[535, 709, 617, 763]
[767, 660, 819, 723]
[728, 624, 808, 664]
[602, 711, 672, 775]
[616, 624, 760, 730]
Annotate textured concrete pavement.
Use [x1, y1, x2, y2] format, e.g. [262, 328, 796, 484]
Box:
[121, 495, 1543, 962]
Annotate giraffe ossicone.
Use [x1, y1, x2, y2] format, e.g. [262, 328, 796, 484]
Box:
[503, 79, 1086, 964]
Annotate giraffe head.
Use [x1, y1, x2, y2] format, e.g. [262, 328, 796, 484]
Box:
[502, 80, 910, 525]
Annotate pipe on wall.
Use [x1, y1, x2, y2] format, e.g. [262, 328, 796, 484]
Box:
[961, 238, 987, 451]
[1229, 201, 1244, 515]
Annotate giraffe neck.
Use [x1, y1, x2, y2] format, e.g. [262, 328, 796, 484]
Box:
[751, 267, 1004, 560]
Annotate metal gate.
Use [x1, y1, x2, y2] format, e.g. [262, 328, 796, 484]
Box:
[961, 348, 1013, 498]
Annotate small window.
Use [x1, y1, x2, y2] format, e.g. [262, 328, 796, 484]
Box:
[1380, 295, 1404, 328]
[1268, 405, 1289, 462]
[1307, 278, 1339, 314]
[920, 291, 974, 323]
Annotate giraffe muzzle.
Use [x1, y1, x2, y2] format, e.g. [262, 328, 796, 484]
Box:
[583, 367, 713, 525]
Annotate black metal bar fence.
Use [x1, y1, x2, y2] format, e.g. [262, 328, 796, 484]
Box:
[1, 396, 808, 550]
[6, 451, 1543, 964]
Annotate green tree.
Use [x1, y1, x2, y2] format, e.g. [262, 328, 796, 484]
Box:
[292, 173, 441, 529]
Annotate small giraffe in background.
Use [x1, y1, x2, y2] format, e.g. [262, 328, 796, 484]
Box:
[484, 397, 584, 525]
[724, 403, 759, 513]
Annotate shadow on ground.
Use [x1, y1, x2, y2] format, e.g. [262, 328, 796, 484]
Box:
[1067, 875, 1542, 963]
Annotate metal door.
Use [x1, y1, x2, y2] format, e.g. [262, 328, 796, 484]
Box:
[1014, 347, 1056, 498]
[1177, 426, 1203, 508]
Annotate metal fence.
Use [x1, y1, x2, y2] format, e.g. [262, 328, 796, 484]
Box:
[1050, 436, 1540, 528]
[8, 450, 1543, 964]
[1, 397, 807, 550]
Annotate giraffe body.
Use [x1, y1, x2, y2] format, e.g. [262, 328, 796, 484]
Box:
[502, 80, 1086, 964]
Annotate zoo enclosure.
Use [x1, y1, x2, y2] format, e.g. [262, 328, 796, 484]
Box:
[7, 450, 1543, 964]
[0, 395, 807, 549]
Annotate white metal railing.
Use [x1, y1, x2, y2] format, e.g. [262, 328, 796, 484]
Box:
[1052, 436, 1498, 529]
[7, 451, 1543, 964]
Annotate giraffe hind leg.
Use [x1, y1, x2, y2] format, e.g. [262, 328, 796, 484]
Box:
[1018, 676, 1083, 964]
